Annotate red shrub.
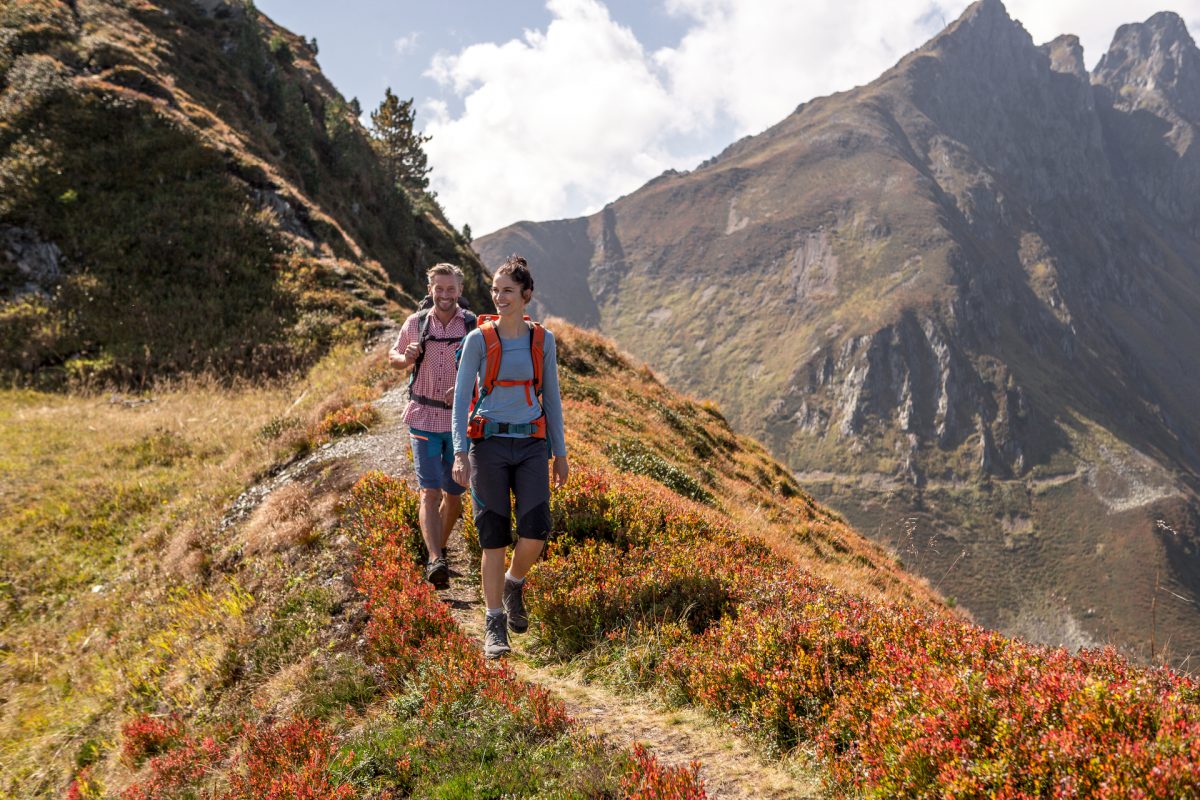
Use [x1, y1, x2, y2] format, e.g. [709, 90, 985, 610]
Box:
[316, 403, 380, 438]
[121, 735, 225, 800]
[534, 461, 1200, 798]
[222, 718, 355, 800]
[120, 714, 183, 767]
[621, 743, 707, 799]
[63, 766, 97, 800]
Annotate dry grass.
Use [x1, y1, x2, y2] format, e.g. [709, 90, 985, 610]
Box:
[0, 342, 389, 797]
[242, 483, 319, 554]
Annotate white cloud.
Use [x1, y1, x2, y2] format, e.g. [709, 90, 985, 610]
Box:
[394, 32, 420, 55]
[424, 0, 687, 235]
[655, 0, 959, 136]
[422, 0, 1200, 235]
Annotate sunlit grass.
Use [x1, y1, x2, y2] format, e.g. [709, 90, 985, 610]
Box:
[0, 343, 384, 796]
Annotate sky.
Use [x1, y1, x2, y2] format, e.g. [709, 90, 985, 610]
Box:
[255, 1, 1200, 237]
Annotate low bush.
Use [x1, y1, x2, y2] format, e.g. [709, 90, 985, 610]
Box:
[531, 466, 1200, 797]
[119, 714, 182, 767]
[622, 743, 707, 800]
[315, 402, 380, 438]
[605, 440, 713, 505]
[224, 718, 354, 800]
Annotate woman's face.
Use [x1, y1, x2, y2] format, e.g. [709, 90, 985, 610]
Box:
[491, 273, 530, 317]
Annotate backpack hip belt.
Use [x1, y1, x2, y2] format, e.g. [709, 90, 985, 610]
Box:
[467, 414, 547, 440]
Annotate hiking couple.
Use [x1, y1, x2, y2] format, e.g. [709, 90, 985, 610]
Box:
[389, 256, 568, 659]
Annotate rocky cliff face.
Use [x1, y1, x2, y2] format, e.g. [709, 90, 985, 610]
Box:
[477, 0, 1200, 662]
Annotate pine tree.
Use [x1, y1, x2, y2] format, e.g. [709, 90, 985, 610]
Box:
[369, 88, 431, 194]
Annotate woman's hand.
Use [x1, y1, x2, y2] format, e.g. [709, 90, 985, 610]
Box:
[452, 452, 471, 488]
[552, 455, 569, 488]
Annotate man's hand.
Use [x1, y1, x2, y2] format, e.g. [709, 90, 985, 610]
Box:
[552, 455, 569, 488]
[452, 452, 471, 488]
[444, 386, 455, 406]
[388, 340, 422, 368]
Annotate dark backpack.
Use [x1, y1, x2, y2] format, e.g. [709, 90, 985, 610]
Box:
[410, 295, 477, 387]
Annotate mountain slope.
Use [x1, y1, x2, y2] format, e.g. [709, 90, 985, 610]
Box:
[12, 316, 1197, 799]
[477, 1, 1200, 662]
[0, 0, 487, 386]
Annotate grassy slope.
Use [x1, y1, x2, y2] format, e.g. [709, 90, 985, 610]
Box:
[0, 316, 940, 797]
[0, 344, 377, 796]
[5, 318, 1199, 797]
[0, 0, 486, 385]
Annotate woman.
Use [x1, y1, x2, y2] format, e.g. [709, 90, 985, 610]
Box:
[451, 255, 569, 659]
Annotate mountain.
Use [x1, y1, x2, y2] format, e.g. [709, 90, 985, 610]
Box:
[0, 0, 487, 386]
[477, 1, 1200, 663]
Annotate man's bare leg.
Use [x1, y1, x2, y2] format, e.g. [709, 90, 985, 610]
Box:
[419, 488, 445, 558]
[439, 492, 463, 554]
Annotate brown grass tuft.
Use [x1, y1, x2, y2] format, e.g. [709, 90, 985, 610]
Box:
[243, 483, 318, 555]
[163, 528, 212, 580]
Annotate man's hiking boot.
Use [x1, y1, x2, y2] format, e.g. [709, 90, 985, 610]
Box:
[483, 612, 511, 659]
[425, 557, 449, 589]
[503, 578, 528, 634]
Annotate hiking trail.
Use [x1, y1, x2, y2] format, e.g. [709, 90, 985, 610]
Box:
[245, 380, 824, 799]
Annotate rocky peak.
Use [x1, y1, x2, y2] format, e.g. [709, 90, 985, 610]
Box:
[925, 0, 1037, 77]
[904, 0, 1109, 211]
[1093, 12, 1200, 121]
[1092, 13, 1200, 231]
[1042, 34, 1087, 79]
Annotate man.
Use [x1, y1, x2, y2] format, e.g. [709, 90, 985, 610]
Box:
[389, 263, 476, 588]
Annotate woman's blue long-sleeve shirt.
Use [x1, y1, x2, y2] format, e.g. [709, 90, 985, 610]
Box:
[452, 325, 566, 458]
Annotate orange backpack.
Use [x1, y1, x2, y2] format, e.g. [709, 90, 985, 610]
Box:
[465, 315, 547, 439]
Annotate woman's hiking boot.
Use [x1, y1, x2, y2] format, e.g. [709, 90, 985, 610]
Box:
[503, 577, 528, 633]
[425, 556, 449, 589]
[483, 612, 511, 659]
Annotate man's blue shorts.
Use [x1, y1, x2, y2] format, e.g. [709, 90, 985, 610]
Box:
[409, 428, 466, 495]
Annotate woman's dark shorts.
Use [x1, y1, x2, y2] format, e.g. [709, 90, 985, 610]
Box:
[468, 435, 551, 550]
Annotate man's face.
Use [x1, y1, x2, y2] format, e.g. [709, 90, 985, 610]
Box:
[430, 274, 461, 312]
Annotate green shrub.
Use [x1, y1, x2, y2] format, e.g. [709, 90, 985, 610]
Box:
[604, 440, 713, 504]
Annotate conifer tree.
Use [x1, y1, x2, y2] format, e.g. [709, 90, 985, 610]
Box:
[369, 88, 432, 193]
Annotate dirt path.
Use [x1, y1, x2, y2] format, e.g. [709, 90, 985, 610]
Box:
[248, 377, 825, 798]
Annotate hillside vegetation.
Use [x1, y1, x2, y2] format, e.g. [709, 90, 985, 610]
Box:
[3, 319, 1198, 797]
[0, 0, 486, 386]
[4, 1, 1199, 797]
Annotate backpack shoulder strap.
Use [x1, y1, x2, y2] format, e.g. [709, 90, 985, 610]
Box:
[529, 322, 546, 396]
[477, 316, 503, 397]
[409, 309, 432, 385]
[462, 310, 477, 333]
